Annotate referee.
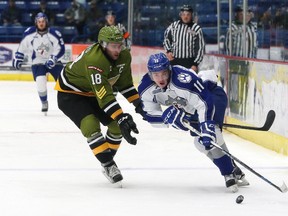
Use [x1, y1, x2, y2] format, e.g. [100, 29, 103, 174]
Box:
[225, 6, 257, 58]
[163, 5, 205, 72]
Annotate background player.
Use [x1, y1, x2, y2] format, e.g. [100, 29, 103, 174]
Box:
[55, 26, 145, 184]
[138, 53, 249, 192]
[12, 12, 65, 115]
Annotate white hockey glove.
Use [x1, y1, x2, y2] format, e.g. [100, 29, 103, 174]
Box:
[199, 120, 216, 150]
[12, 52, 24, 70]
[45, 55, 57, 69]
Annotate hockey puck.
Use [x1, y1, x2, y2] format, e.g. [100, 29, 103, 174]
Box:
[236, 195, 244, 204]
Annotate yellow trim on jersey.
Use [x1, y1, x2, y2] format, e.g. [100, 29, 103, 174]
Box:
[127, 94, 140, 103]
[54, 80, 95, 97]
[96, 86, 107, 99]
[108, 143, 120, 150]
[92, 142, 110, 155]
[111, 109, 123, 120]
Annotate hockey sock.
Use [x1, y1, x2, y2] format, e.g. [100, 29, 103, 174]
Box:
[35, 75, 48, 103]
[88, 133, 113, 164]
[213, 154, 234, 175]
[106, 132, 122, 158]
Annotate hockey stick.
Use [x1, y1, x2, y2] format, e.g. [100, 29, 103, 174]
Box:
[182, 119, 288, 193]
[184, 110, 275, 131]
[21, 63, 67, 68]
[223, 110, 276, 131]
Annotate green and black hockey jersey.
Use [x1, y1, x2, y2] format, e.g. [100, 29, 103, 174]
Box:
[55, 43, 139, 120]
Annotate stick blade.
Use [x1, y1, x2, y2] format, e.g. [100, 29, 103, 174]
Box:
[280, 182, 288, 193]
[262, 110, 276, 131]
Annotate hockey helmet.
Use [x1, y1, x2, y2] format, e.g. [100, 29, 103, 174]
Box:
[147, 53, 171, 73]
[180, 5, 193, 13]
[98, 26, 123, 44]
[234, 5, 243, 13]
[35, 12, 49, 24]
[106, 10, 116, 16]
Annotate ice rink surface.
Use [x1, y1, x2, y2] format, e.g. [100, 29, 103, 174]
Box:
[0, 81, 287, 216]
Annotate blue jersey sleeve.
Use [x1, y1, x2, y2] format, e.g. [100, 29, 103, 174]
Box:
[49, 28, 65, 60]
[138, 73, 154, 96]
[171, 66, 215, 121]
[21, 26, 36, 39]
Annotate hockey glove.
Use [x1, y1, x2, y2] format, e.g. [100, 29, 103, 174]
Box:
[12, 51, 24, 70]
[162, 106, 189, 131]
[133, 98, 147, 120]
[45, 55, 57, 69]
[185, 112, 200, 137]
[117, 113, 139, 145]
[199, 120, 216, 150]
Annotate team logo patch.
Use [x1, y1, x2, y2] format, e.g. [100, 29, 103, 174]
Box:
[177, 73, 192, 83]
[88, 66, 103, 73]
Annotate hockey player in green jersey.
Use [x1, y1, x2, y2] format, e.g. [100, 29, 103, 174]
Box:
[55, 26, 145, 184]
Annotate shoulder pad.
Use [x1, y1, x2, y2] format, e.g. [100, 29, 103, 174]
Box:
[171, 66, 199, 87]
[49, 28, 63, 39]
[138, 73, 154, 95]
[23, 26, 36, 37]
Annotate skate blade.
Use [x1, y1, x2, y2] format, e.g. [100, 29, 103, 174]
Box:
[228, 185, 239, 193]
[237, 180, 250, 187]
[236, 176, 250, 187]
[43, 112, 48, 116]
[116, 181, 123, 188]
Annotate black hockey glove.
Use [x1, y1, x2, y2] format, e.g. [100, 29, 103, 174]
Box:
[117, 113, 139, 145]
[133, 98, 147, 120]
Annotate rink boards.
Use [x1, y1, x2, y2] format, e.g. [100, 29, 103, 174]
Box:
[0, 44, 287, 155]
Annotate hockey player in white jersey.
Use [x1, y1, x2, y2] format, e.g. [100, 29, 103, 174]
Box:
[12, 12, 65, 115]
[138, 52, 249, 192]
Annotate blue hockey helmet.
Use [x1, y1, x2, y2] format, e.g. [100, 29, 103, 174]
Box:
[147, 53, 171, 73]
[35, 12, 49, 24]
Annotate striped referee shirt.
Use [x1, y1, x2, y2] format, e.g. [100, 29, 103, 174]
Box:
[225, 21, 257, 58]
[163, 20, 205, 66]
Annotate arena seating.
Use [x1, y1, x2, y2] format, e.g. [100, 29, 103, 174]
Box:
[0, 0, 287, 48]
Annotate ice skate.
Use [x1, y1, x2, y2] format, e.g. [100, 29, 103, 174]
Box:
[233, 166, 249, 187]
[41, 101, 48, 116]
[224, 174, 238, 193]
[102, 163, 123, 185]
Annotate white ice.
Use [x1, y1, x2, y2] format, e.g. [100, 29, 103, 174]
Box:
[0, 81, 287, 216]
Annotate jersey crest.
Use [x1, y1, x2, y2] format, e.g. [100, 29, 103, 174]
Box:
[165, 95, 187, 107]
[36, 42, 50, 57]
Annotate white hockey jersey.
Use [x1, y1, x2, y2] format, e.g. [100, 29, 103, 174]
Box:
[16, 26, 65, 65]
[138, 66, 223, 126]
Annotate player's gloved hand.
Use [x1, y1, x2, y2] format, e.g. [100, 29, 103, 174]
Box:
[162, 106, 190, 131]
[185, 112, 200, 137]
[133, 98, 147, 120]
[12, 51, 24, 70]
[45, 55, 57, 69]
[117, 113, 139, 145]
[199, 120, 216, 150]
